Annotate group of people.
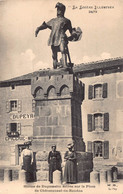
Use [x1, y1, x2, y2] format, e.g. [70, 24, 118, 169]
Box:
[21, 142, 77, 184]
[48, 143, 77, 184]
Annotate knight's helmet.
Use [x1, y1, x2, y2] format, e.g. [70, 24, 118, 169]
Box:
[55, 2, 66, 16]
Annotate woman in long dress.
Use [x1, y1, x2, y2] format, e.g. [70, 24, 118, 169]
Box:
[21, 141, 33, 181]
[63, 143, 77, 184]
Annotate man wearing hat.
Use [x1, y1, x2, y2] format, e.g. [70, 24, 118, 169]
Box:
[35, 2, 82, 69]
[48, 145, 62, 183]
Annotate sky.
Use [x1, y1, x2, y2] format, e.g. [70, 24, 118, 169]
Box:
[0, 0, 123, 81]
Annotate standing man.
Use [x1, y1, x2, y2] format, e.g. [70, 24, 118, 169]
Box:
[48, 145, 62, 183]
[35, 2, 73, 69]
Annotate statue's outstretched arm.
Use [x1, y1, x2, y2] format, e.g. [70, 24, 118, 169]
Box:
[35, 22, 48, 37]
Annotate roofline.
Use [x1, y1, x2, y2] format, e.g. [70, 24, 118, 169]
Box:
[74, 57, 123, 73]
[0, 57, 123, 85]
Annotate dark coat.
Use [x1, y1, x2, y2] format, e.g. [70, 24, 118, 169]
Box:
[48, 151, 62, 183]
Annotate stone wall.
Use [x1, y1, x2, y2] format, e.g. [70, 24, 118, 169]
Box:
[76, 152, 93, 182]
[36, 151, 49, 181]
[31, 74, 85, 152]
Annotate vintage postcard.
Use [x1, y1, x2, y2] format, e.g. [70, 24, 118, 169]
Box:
[0, 0, 123, 193]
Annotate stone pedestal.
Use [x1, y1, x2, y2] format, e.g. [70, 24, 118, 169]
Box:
[0, 169, 4, 182]
[107, 170, 112, 183]
[31, 71, 90, 182]
[90, 171, 100, 184]
[19, 170, 26, 183]
[31, 73, 85, 152]
[4, 169, 12, 182]
[100, 170, 107, 183]
[53, 170, 62, 184]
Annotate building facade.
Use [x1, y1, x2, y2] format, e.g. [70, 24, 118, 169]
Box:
[0, 57, 123, 180]
[0, 82, 34, 166]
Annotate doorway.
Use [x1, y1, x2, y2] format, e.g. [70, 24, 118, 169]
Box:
[15, 144, 26, 165]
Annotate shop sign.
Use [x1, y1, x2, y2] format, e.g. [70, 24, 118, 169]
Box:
[10, 113, 35, 120]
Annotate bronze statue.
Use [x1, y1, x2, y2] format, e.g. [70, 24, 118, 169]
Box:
[35, 2, 82, 69]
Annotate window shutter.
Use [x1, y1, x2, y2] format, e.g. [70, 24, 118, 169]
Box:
[82, 84, 85, 100]
[88, 85, 93, 99]
[103, 141, 109, 159]
[92, 115, 95, 131]
[32, 99, 36, 112]
[104, 113, 109, 131]
[6, 101, 10, 113]
[6, 123, 10, 133]
[17, 123, 21, 135]
[102, 83, 107, 98]
[93, 142, 95, 158]
[87, 141, 92, 153]
[88, 114, 93, 131]
[18, 100, 22, 112]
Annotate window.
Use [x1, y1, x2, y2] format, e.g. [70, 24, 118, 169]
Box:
[88, 83, 107, 99]
[6, 123, 21, 137]
[88, 113, 109, 132]
[94, 141, 103, 157]
[11, 123, 17, 132]
[94, 84, 102, 98]
[6, 100, 22, 113]
[87, 141, 109, 159]
[10, 101, 17, 111]
[94, 113, 103, 131]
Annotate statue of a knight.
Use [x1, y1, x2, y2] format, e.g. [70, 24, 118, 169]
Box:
[35, 2, 82, 69]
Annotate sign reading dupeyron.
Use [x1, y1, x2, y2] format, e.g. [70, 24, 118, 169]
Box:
[10, 113, 35, 120]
